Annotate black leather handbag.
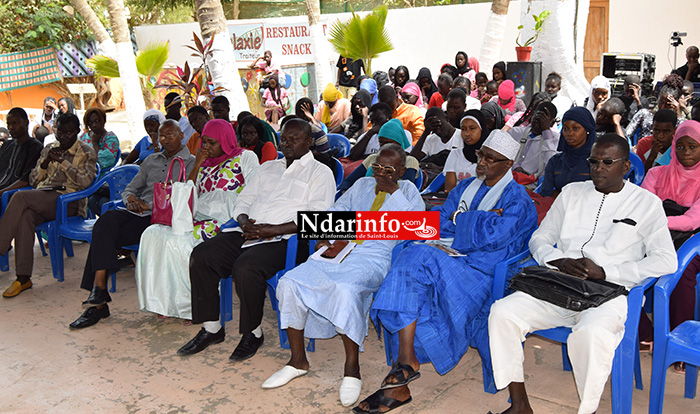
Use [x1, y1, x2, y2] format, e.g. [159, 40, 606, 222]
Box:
[509, 266, 628, 311]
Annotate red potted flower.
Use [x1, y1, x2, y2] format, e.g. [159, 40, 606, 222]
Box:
[515, 10, 551, 62]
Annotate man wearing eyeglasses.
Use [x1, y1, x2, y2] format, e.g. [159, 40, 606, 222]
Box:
[488, 134, 677, 414]
[353, 130, 537, 413]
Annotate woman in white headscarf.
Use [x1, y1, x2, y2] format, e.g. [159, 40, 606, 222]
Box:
[124, 109, 166, 164]
[583, 75, 610, 117]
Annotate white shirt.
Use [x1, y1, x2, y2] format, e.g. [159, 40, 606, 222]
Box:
[508, 126, 560, 177]
[530, 181, 677, 288]
[443, 148, 478, 182]
[422, 129, 464, 156]
[232, 151, 336, 234]
[441, 96, 482, 111]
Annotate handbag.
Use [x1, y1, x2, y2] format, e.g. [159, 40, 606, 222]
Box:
[509, 265, 628, 311]
[151, 157, 193, 226]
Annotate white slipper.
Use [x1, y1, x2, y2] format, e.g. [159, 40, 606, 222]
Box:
[261, 365, 308, 389]
[339, 376, 362, 406]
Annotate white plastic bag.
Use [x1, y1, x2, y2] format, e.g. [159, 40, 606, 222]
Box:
[171, 181, 197, 235]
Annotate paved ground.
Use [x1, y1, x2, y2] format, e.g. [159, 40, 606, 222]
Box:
[0, 240, 697, 413]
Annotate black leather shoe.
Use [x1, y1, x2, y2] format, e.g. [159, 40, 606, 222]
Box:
[177, 327, 225, 356]
[82, 286, 112, 308]
[69, 305, 110, 330]
[229, 332, 264, 362]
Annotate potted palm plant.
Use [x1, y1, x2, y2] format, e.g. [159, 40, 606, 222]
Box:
[328, 5, 393, 75]
[515, 10, 550, 62]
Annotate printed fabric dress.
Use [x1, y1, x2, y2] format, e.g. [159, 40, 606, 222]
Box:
[135, 150, 259, 319]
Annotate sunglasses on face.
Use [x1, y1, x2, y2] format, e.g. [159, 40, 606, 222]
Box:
[586, 157, 626, 166]
[371, 163, 397, 175]
[476, 150, 509, 164]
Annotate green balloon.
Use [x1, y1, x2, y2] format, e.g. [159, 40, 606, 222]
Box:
[300, 72, 310, 87]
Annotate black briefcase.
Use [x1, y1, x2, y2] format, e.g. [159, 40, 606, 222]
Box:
[509, 265, 628, 311]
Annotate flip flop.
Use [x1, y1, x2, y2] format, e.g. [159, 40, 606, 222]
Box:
[380, 362, 420, 389]
[352, 389, 412, 413]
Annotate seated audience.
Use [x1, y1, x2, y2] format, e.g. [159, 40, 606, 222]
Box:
[33, 97, 57, 140]
[211, 96, 233, 123]
[0, 127, 9, 146]
[583, 75, 611, 117]
[347, 103, 394, 161]
[455, 51, 476, 84]
[80, 107, 120, 172]
[595, 97, 627, 138]
[315, 84, 351, 130]
[444, 109, 490, 192]
[449, 77, 481, 110]
[184, 106, 210, 155]
[262, 144, 424, 407]
[445, 88, 467, 128]
[428, 73, 453, 109]
[626, 79, 684, 140]
[378, 85, 424, 145]
[249, 50, 282, 83]
[503, 92, 550, 132]
[509, 102, 559, 182]
[481, 101, 506, 131]
[263, 73, 288, 123]
[164, 92, 196, 144]
[340, 119, 419, 194]
[354, 130, 536, 413]
[1, 113, 97, 297]
[440, 63, 459, 80]
[57, 97, 77, 118]
[680, 80, 695, 120]
[175, 119, 335, 361]
[411, 107, 462, 161]
[68, 120, 195, 328]
[372, 71, 391, 88]
[417, 67, 438, 105]
[0, 108, 43, 195]
[332, 90, 371, 143]
[124, 109, 166, 164]
[488, 134, 677, 414]
[672, 45, 700, 82]
[359, 78, 379, 106]
[619, 75, 649, 128]
[393, 65, 409, 94]
[491, 80, 526, 120]
[401, 82, 426, 117]
[635, 109, 677, 171]
[471, 72, 490, 104]
[545, 72, 572, 124]
[540, 107, 596, 197]
[136, 119, 258, 320]
[295, 97, 325, 131]
[638, 120, 700, 373]
[492, 61, 506, 85]
[238, 115, 278, 164]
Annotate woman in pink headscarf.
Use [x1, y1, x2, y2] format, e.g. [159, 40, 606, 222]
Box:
[136, 119, 260, 320]
[400, 82, 426, 116]
[639, 120, 700, 371]
[490, 79, 526, 121]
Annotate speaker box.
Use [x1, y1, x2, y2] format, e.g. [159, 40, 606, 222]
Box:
[506, 61, 542, 106]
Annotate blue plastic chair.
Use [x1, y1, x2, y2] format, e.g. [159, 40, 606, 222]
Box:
[420, 172, 445, 195]
[50, 165, 139, 284]
[332, 157, 344, 189]
[413, 168, 424, 190]
[625, 152, 645, 186]
[326, 133, 351, 158]
[649, 234, 700, 413]
[0, 186, 36, 271]
[276, 151, 284, 159]
[534, 175, 544, 194]
[492, 251, 653, 414]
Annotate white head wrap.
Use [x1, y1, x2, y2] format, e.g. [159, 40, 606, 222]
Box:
[143, 109, 166, 124]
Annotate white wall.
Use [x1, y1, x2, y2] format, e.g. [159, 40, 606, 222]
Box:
[134, 2, 523, 77]
[609, 0, 700, 81]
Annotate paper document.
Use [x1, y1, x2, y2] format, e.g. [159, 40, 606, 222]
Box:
[310, 241, 356, 264]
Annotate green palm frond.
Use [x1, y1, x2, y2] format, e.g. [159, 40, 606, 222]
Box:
[328, 5, 393, 74]
[136, 41, 170, 78]
[85, 55, 120, 78]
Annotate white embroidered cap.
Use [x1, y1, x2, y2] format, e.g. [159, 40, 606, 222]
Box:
[482, 129, 520, 161]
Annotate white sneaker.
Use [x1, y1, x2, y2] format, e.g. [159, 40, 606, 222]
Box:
[261, 365, 308, 389]
[339, 376, 362, 406]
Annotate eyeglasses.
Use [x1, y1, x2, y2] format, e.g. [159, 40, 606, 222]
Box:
[159, 133, 181, 140]
[476, 150, 509, 164]
[371, 163, 396, 175]
[586, 157, 626, 166]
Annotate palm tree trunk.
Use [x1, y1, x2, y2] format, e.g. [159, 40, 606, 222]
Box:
[104, 0, 146, 140]
[70, 0, 116, 58]
[305, 0, 333, 93]
[478, 0, 511, 73]
[195, 0, 250, 117]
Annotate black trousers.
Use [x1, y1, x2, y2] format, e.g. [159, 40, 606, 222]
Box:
[80, 209, 152, 291]
[189, 231, 308, 333]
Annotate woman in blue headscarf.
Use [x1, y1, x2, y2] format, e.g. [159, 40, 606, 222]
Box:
[360, 78, 379, 106]
[338, 119, 419, 194]
[540, 107, 597, 197]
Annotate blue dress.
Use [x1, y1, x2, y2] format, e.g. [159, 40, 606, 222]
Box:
[370, 177, 537, 386]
